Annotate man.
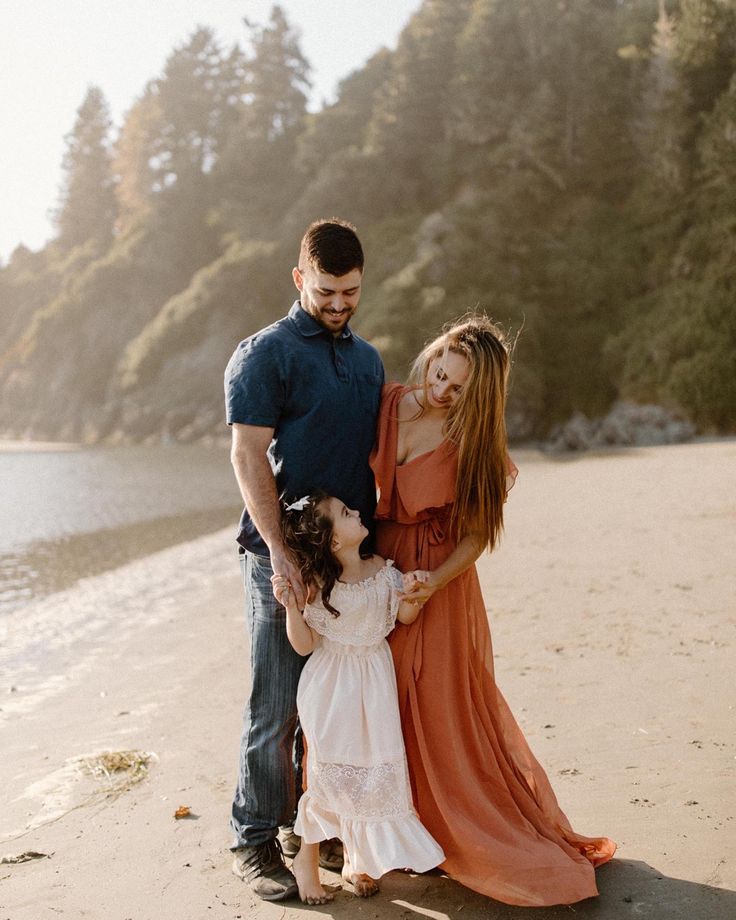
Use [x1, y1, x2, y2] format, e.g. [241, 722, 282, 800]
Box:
[224, 219, 384, 901]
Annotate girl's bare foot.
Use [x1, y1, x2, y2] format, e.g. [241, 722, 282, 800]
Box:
[293, 843, 334, 905]
[342, 856, 380, 897]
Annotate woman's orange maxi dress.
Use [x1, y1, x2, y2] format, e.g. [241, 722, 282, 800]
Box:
[370, 384, 615, 907]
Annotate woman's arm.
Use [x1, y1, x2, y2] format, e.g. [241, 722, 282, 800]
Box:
[400, 532, 485, 607]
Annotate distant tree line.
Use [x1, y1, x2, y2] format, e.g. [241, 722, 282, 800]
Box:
[1, 0, 734, 443]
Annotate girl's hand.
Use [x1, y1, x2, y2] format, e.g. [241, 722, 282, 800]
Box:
[270, 547, 306, 608]
[399, 570, 439, 607]
[402, 570, 429, 591]
[271, 573, 292, 607]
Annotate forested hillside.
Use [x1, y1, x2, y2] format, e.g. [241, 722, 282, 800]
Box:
[1, 0, 734, 444]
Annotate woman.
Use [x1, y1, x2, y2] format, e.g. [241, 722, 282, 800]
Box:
[369, 315, 615, 907]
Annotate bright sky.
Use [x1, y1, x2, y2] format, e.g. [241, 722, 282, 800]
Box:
[1, 0, 423, 263]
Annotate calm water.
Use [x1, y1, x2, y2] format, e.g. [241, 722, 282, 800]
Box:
[0, 443, 242, 616]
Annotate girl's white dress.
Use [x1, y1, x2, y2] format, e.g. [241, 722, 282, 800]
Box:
[294, 560, 444, 879]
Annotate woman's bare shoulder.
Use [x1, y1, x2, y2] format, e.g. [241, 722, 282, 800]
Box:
[397, 387, 422, 421]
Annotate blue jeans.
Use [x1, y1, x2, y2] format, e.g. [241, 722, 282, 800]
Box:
[230, 551, 306, 848]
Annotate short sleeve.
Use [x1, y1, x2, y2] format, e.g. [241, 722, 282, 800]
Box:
[303, 599, 328, 635]
[383, 560, 404, 633]
[224, 335, 285, 427]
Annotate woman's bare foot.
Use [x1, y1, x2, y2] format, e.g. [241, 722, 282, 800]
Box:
[352, 874, 380, 897]
[342, 856, 380, 897]
[292, 843, 334, 905]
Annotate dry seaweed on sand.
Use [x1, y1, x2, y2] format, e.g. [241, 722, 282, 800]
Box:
[76, 749, 154, 795]
[1, 851, 52, 865]
[2, 751, 156, 846]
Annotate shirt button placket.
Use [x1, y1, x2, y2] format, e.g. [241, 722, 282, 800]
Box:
[332, 341, 348, 381]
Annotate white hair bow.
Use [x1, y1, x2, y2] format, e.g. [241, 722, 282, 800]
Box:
[285, 495, 311, 512]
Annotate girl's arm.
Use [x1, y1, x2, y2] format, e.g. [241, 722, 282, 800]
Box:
[396, 597, 422, 625]
[400, 532, 485, 607]
[282, 585, 317, 656]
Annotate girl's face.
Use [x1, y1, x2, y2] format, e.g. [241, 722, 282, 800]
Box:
[425, 348, 470, 410]
[322, 497, 368, 551]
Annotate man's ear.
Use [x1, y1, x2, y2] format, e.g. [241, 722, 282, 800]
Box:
[292, 266, 304, 292]
[331, 536, 340, 552]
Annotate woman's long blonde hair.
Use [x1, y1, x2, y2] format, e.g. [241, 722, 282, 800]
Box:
[407, 314, 512, 551]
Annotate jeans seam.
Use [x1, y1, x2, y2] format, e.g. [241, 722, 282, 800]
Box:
[239, 553, 261, 846]
[248, 557, 263, 831]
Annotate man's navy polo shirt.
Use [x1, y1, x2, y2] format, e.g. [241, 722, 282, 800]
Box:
[224, 301, 385, 556]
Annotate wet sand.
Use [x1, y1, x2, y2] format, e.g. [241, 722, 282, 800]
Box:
[1, 441, 734, 919]
[0, 440, 81, 452]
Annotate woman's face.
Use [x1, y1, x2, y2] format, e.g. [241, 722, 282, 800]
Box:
[425, 349, 470, 410]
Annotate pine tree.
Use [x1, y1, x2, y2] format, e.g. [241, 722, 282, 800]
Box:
[152, 27, 236, 187]
[367, 0, 473, 200]
[638, 1, 693, 196]
[214, 5, 311, 236]
[676, 0, 736, 115]
[113, 87, 165, 233]
[295, 48, 392, 177]
[54, 86, 117, 251]
[241, 5, 311, 143]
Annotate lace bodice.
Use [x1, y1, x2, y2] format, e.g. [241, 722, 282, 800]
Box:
[303, 560, 403, 647]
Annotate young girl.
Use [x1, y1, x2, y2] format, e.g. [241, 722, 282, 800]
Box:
[272, 491, 444, 905]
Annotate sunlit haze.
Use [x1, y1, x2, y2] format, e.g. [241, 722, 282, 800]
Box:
[1, 0, 423, 262]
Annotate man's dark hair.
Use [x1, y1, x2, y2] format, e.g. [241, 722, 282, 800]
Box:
[298, 218, 364, 277]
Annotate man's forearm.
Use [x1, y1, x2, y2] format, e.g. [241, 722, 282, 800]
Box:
[230, 425, 307, 605]
[231, 449, 284, 553]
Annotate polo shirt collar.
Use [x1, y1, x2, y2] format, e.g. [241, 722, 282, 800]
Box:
[288, 301, 353, 340]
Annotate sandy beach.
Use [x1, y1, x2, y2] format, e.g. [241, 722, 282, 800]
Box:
[1, 440, 734, 920]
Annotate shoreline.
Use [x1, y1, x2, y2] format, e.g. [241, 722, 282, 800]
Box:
[2, 430, 734, 456]
[1, 441, 734, 919]
[0, 439, 82, 453]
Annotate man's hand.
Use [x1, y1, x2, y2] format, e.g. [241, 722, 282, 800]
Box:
[270, 547, 307, 609]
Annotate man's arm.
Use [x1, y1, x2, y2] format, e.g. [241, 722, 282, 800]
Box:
[230, 422, 307, 608]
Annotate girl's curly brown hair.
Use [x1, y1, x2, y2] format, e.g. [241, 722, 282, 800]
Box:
[281, 491, 343, 616]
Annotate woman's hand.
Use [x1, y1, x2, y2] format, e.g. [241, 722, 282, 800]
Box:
[400, 569, 441, 607]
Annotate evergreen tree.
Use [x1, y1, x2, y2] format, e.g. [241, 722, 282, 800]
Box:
[451, 0, 538, 152]
[676, 0, 736, 115]
[151, 27, 236, 188]
[3, 0, 736, 442]
[618, 68, 736, 429]
[113, 87, 165, 233]
[642, 1, 693, 190]
[214, 5, 311, 236]
[626, 0, 694, 288]
[242, 5, 311, 143]
[295, 49, 392, 177]
[54, 86, 117, 251]
[367, 0, 472, 201]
